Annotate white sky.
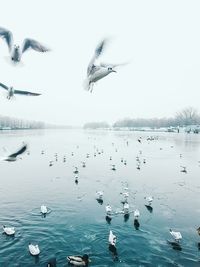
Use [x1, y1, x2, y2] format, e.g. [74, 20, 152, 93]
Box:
[0, 0, 200, 126]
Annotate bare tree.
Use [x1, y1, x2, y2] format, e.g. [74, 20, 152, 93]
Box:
[175, 107, 200, 126]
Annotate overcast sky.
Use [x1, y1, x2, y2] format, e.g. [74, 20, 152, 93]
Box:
[0, 0, 200, 126]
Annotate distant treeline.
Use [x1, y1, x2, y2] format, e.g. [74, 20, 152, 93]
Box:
[83, 107, 200, 129]
[0, 115, 45, 130]
[83, 121, 110, 129]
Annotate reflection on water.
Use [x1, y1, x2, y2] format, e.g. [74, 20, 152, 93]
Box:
[0, 129, 200, 266]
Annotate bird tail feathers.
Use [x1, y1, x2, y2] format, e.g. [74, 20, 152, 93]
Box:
[83, 78, 94, 92]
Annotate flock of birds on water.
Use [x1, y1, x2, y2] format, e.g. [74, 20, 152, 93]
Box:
[1, 134, 200, 266]
[0, 26, 200, 266]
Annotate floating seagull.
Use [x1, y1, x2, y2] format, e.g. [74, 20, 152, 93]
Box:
[109, 230, 117, 246]
[145, 196, 153, 206]
[81, 161, 86, 168]
[111, 164, 116, 171]
[0, 82, 41, 100]
[41, 205, 48, 215]
[84, 39, 126, 92]
[2, 143, 27, 161]
[134, 209, 140, 219]
[73, 167, 79, 174]
[3, 225, 15, 235]
[67, 254, 90, 266]
[75, 176, 79, 184]
[169, 229, 182, 242]
[108, 231, 118, 261]
[49, 161, 53, 167]
[180, 166, 187, 173]
[28, 243, 40, 256]
[123, 203, 129, 214]
[121, 192, 129, 203]
[96, 191, 103, 200]
[106, 204, 112, 215]
[0, 26, 50, 63]
[136, 164, 141, 170]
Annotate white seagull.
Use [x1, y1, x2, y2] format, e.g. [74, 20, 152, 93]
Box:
[28, 243, 40, 256]
[40, 205, 48, 215]
[109, 230, 117, 246]
[84, 39, 127, 92]
[106, 204, 112, 215]
[0, 82, 41, 100]
[169, 229, 182, 242]
[96, 191, 103, 200]
[123, 203, 129, 214]
[145, 196, 154, 206]
[0, 26, 50, 63]
[3, 225, 15, 235]
[2, 143, 27, 162]
[134, 209, 140, 219]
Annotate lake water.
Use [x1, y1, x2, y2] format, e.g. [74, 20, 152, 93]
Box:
[0, 129, 200, 267]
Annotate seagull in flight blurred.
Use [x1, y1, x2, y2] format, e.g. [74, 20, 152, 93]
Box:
[2, 143, 27, 162]
[0, 26, 50, 64]
[84, 39, 127, 92]
[0, 82, 41, 99]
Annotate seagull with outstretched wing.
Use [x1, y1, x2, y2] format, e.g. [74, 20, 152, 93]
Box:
[0, 82, 41, 99]
[84, 39, 127, 92]
[0, 26, 50, 64]
[2, 143, 28, 162]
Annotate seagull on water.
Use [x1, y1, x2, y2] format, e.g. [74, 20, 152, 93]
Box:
[28, 243, 40, 256]
[41, 205, 48, 215]
[109, 230, 117, 246]
[169, 229, 182, 242]
[3, 225, 15, 235]
[96, 191, 103, 200]
[145, 196, 154, 206]
[2, 143, 27, 162]
[0, 26, 50, 63]
[134, 209, 140, 219]
[0, 82, 41, 100]
[84, 39, 127, 92]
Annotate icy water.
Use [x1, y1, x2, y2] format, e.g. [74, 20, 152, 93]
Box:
[0, 129, 200, 267]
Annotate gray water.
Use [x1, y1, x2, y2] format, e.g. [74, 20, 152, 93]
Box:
[0, 129, 200, 267]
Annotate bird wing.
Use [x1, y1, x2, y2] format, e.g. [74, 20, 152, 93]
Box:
[14, 90, 41, 96]
[0, 27, 13, 52]
[87, 39, 107, 76]
[67, 256, 83, 262]
[8, 143, 28, 158]
[22, 38, 50, 54]
[0, 82, 9, 91]
[100, 61, 129, 68]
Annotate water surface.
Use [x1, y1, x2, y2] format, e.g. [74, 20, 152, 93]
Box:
[0, 129, 200, 266]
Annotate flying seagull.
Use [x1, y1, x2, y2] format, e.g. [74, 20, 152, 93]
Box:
[0, 82, 41, 99]
[84, 39, 127, 92]
[0, 26, 50, 63]
[2, 143, 28, 162]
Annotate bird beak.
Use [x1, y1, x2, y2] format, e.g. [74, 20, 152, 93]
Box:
[112, 69, 117, 73]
